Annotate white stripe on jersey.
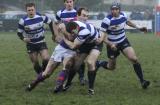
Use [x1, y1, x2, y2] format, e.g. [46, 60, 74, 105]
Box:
[55, 8, 77, 23]
[75, 21, 100, 43]
[17, 13, 51, 44]
[101, 12, 128, 44]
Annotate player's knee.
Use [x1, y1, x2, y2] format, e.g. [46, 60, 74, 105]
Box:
[86, 59, 94, 67]
[129, 56, 138, 64]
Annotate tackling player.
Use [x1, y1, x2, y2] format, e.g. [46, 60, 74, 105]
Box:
[63, 21, 104, 95]
[53, 0, 86, 85]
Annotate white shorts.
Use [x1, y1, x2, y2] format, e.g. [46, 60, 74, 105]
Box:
[51, 44, 76, 62]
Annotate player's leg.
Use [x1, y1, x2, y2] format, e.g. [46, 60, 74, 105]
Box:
[123, 46, 150, 89]
[26, 59, 60, 91]
[54, 57, 74, 93]
[77, 62, 86, 85]
[64, 53, 87, 90]
[28, 52, 42, 74]
[96, 45, 118, 71]
[39, 43, 50, 71]
[86, 49, 100, 95]
[26, 43, 42, 74]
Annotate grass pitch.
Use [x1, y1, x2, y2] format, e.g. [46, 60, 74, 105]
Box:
[0, 32, 160, 105]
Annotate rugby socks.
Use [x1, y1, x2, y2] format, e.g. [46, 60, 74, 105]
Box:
[65, 69, 76, 86]
[42, 60, 49, 71]
[34, 63, 42, 74]
[56, 70, 68, 86]
[133, 63, 144, 83]
[31, 72, 46, 86]
[88, 71, 96, 89]
[77, 63, 85, 79]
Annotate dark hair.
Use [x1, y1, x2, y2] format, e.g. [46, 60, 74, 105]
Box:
[77, 7, 89, 16]
[64, 0, 75, 2]
[25, 3, 35, 9]
[66, 22, 78, 33]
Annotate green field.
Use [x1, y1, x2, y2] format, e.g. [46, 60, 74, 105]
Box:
[0, 32, 160, 105]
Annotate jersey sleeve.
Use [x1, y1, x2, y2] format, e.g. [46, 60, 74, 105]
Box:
[122, 12, 129, 21]
[55, 10, 61, 23]
[17, 18, 24, 33]
[100, 17, 110, 32]
[42, 15, 52, 24]
[76, 29, 90, 43]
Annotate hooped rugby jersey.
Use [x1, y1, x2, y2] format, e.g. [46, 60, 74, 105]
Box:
[55, 7, 77, 24]
[18, 13, 51, 44]
[101, 12, 128, 44]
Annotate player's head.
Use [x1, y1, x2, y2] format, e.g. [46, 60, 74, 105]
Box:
[77, 7, 89, 22]
[66, 21, 79, 35]
[110, 2, 121, 17]
[25, 3, 36, 18]
[64, 0, 74, 10]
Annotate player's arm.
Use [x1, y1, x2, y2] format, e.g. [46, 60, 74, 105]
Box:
[42, 15, 55, 41]
[17, 32, 24, 40]
[102, 31, 117, 50]
[52, 11, 63, 43]
[96, 31, 106, 44]
[49, 21, 54, 37]
[126, 20, 147, 32]
[17, 19, 30, 43]
[64, 37, 82, 49]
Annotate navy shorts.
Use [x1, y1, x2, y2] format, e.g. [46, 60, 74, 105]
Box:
[26, 42, 48, 53]
[107, 38, 131, 59]
[78, 42, 103, 54]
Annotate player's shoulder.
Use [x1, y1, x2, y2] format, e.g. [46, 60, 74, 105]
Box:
[101, 14, 112, 24]
[120, 12, 127, 18]
[106, 13, 113, 20]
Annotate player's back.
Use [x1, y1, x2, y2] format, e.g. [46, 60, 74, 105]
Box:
[75, 21, 100, 43]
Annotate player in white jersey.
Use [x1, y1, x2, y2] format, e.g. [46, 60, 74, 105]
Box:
[96, 2, 150, 89]
[25, 7, 90, 92]
[17, 3, 54, 74]
[63, 21, 104, 95]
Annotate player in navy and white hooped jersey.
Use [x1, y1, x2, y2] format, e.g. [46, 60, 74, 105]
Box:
[25, 7, 89, 92]
[63, 20, 104, 95]
[17, 3, 54, 75]
[96, 2, 150, 89]
[18, 12, 51, 44]
[53, 0, 87, 87]
[53, 0, 77, 43]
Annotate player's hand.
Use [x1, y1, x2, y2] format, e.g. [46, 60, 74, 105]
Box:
[139, 27, 147, 33]
[23, 38, 31, 43]
[95, 38, 103, 44]
[58, 23, 66, 33]
[110, 43, 117, 51]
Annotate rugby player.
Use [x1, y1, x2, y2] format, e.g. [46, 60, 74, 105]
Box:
[63, 21, 104, 95]
[17, 3, 54, 74]
[53, 1, 86, 85]
[96, 2, 150, 89]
